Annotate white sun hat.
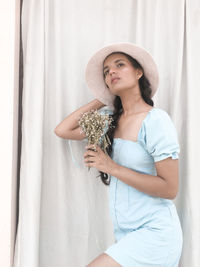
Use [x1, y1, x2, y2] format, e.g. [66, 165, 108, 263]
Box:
[85, 41, 159, 109]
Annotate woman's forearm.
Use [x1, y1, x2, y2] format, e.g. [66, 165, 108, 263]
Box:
[108, 161, 174, 199]
[54, 99, 105, 135]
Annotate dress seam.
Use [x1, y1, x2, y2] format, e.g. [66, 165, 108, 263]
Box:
[114, 179, 120, 229]
[162, 202, 176, 266]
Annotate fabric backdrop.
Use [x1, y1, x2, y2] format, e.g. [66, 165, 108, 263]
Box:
[13, 0, 200, 266]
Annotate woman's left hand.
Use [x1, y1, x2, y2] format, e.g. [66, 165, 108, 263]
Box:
[83, 143, 116, 173]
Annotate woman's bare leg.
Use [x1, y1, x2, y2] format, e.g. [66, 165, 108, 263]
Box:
[86, 253, 122, 267]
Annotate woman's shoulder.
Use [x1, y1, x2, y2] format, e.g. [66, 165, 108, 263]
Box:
[149, 107, 171, 118]
[144, 106, 179, 140]
[145, 107, 175, 126]
[99, 106, 175, 126]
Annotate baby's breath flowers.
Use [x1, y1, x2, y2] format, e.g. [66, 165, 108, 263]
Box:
[78, 109, 115, 171]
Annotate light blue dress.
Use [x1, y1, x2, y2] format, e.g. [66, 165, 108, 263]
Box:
[102, 107, 183, 267]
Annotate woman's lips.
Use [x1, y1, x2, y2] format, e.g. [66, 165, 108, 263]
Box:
[111, 78, 120, 84]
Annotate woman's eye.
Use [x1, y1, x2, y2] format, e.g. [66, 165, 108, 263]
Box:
[104, 63, 124, 77]
[117, 63, 124, 67]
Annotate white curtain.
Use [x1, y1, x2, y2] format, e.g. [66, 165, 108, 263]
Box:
[14, 0, 200, 266]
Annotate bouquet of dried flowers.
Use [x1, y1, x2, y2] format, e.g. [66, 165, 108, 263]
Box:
[78, 109, 115, 171]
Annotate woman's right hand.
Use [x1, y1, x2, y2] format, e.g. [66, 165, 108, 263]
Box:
[54, 98, 106, 139]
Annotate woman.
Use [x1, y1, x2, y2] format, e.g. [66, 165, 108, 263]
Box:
[55, 42, 183, 267]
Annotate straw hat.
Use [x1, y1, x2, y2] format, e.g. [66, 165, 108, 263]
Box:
[85, 42, 159, 109]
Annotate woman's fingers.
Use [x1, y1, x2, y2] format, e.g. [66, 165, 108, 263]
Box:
[84, 144, 100, 158]
[85, 144, 99, 150]
[84, 150, 96, 158]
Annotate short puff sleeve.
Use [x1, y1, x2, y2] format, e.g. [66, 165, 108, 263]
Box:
[145, 109, 180, 162]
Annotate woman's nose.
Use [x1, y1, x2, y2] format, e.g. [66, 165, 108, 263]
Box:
[109, 67, 117, 75]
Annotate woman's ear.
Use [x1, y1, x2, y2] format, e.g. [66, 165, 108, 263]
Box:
[137, 68, 143, 79]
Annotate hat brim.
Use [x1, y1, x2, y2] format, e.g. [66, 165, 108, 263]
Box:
[85, 42, 159, 108]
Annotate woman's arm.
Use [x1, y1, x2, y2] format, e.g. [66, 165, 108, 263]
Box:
[108, 157, 179, 200]
[54, 99, 105, 140]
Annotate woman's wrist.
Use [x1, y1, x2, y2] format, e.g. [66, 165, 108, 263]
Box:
[92, 98, 106, 108]
[105, 159, 119, 176]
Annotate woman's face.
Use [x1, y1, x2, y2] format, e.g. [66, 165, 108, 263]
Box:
[103, 53, 142, 96]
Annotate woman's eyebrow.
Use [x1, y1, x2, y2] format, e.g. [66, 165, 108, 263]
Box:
[103, 59, 125, 71]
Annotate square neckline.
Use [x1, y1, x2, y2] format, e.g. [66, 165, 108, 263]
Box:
[113, 107, 157, 144]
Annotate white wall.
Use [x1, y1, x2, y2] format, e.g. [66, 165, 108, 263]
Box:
[0, 0, 20, 266]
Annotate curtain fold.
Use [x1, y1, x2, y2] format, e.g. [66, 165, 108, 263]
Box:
[14, 0, 200, 266]
[14, 0, 45, 266]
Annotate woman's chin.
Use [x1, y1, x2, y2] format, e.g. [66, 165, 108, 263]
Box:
[110, 86, 123, 95]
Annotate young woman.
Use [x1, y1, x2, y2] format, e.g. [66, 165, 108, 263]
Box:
[55, 42, 183, 267]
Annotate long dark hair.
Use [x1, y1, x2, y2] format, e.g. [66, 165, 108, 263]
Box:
[96, 52, 154, 185]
